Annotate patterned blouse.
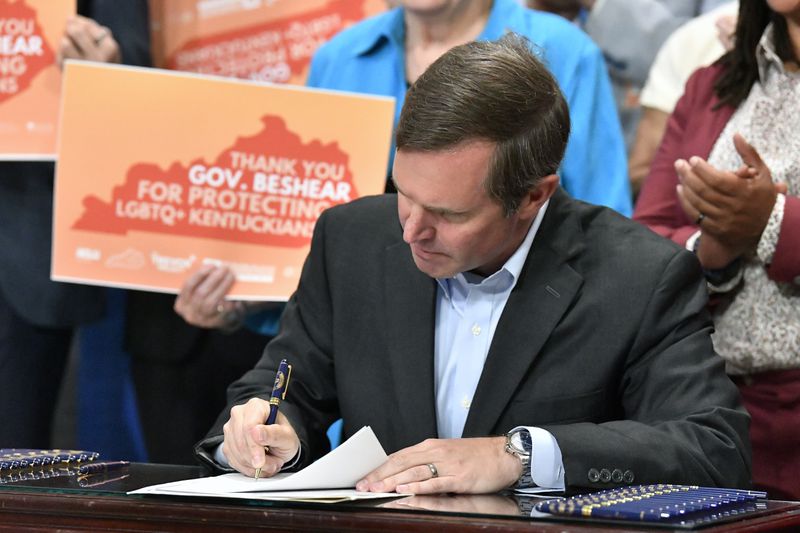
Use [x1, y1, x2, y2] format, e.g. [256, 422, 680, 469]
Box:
[706, 24, 800, 375]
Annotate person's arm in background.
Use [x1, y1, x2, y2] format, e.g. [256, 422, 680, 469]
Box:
[559, 37, 632, 216]
[581, 0, 695, 86]
[634, 68, 712, 245]
[629, 3, 735, 196]
[764, 194, 800, 284]
[628, 107, 669, 196]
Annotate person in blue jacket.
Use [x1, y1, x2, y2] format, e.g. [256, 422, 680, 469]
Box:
[307, 0, 632, 216]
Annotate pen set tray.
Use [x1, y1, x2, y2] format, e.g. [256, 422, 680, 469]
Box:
[0, 448, 122, 487]
[534, 484, 769, 529]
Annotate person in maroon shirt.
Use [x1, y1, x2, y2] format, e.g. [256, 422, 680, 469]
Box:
[634, 0, 800, 499]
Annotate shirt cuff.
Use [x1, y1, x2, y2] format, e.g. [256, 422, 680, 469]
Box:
[517, 426, 566, 490]
[685, 230, 701, 252]
[213, 443, 235, 471]
[756, 193, 785, 265]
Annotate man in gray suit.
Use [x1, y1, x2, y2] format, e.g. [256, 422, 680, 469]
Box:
[195, 33, 749, 493]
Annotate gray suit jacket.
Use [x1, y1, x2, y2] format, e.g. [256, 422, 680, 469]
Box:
[197, 190, 750, 490]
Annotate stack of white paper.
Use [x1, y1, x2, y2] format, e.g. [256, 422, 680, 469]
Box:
[130, 426, 400, 502]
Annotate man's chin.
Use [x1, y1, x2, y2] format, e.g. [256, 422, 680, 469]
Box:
[411, 254, 457, 279]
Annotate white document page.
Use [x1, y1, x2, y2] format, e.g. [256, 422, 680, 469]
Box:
[130, 426, 397, 500]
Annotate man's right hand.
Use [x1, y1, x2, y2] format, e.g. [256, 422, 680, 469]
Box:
[221, 398, 301, 478]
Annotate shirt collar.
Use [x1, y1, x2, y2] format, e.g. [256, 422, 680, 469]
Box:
[500, 198, 549, 282]
[437, 199, 550, 297]
[351, 7, 406, 57]
[756, 23, 786, 82]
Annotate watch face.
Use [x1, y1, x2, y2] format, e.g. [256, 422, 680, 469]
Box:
[507, 430, 531, 457]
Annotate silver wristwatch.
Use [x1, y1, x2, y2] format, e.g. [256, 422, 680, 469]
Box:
[504, 428, 534, 488]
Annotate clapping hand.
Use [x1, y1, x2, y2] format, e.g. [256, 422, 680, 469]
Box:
[674, 133, 786, 268]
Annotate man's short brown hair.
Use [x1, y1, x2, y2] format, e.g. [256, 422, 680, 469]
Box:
[396, 33, 570, 215]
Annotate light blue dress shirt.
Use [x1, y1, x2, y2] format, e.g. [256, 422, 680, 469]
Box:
[434, 201, 564, 489]
[306, 0, 632, 216]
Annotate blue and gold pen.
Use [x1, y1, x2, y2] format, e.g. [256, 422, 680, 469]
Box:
[254, 358, 292, 480]
[78, 460, 130, 476]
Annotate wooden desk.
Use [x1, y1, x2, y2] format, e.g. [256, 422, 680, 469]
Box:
[1, 464, 799, 532]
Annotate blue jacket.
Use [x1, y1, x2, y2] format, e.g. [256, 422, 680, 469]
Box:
[307, 0, 632, 216]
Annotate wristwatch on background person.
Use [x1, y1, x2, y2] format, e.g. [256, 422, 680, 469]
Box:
[691, 236, 743, 291]
[505, 428, 534, 488]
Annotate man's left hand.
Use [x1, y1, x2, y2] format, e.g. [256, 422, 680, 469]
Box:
[356, 437, 522, 494]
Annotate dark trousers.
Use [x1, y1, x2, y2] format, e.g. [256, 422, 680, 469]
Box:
[735, 369, 800, 500]
[0, 290, 72, 448]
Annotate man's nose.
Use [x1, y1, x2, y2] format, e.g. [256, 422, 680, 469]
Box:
[402, 207, 432, 244]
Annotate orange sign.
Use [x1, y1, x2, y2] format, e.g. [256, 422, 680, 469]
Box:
[52, 61, 394, 299]
[0, 0, 74, 159]
[149, 0, 386, 85]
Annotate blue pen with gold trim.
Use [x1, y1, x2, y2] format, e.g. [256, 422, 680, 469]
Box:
[254, 358, 292, 480]
[78, 460, 130, 476]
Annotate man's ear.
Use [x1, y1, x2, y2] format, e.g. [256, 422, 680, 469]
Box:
[517, 174, 559, 219]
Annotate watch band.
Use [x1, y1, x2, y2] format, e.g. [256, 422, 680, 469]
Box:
[505, 429, 534, 488]
[691, 236, 743, 288]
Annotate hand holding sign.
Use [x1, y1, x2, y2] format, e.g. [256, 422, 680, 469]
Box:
[58, 15, 120, 66]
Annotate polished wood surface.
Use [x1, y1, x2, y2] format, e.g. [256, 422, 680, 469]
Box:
[0, 464, 798, 532]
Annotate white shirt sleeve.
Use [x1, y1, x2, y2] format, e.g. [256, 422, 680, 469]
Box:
[212, 443, 234, 471]
[756, 192, 785, 265]
[515, 426, 566, 490]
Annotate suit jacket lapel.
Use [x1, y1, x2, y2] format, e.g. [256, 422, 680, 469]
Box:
[463, 189, 585, 437]
[383, 239, 439, 443]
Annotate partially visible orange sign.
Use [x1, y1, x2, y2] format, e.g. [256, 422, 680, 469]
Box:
[149, 0, 386, 85]
[0, 0, 74, 159]
[53, 62, 394, 299]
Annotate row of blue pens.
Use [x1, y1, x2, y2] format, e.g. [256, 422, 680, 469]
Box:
[0, 450, 100, 471]
[536, 484, 768, 522]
